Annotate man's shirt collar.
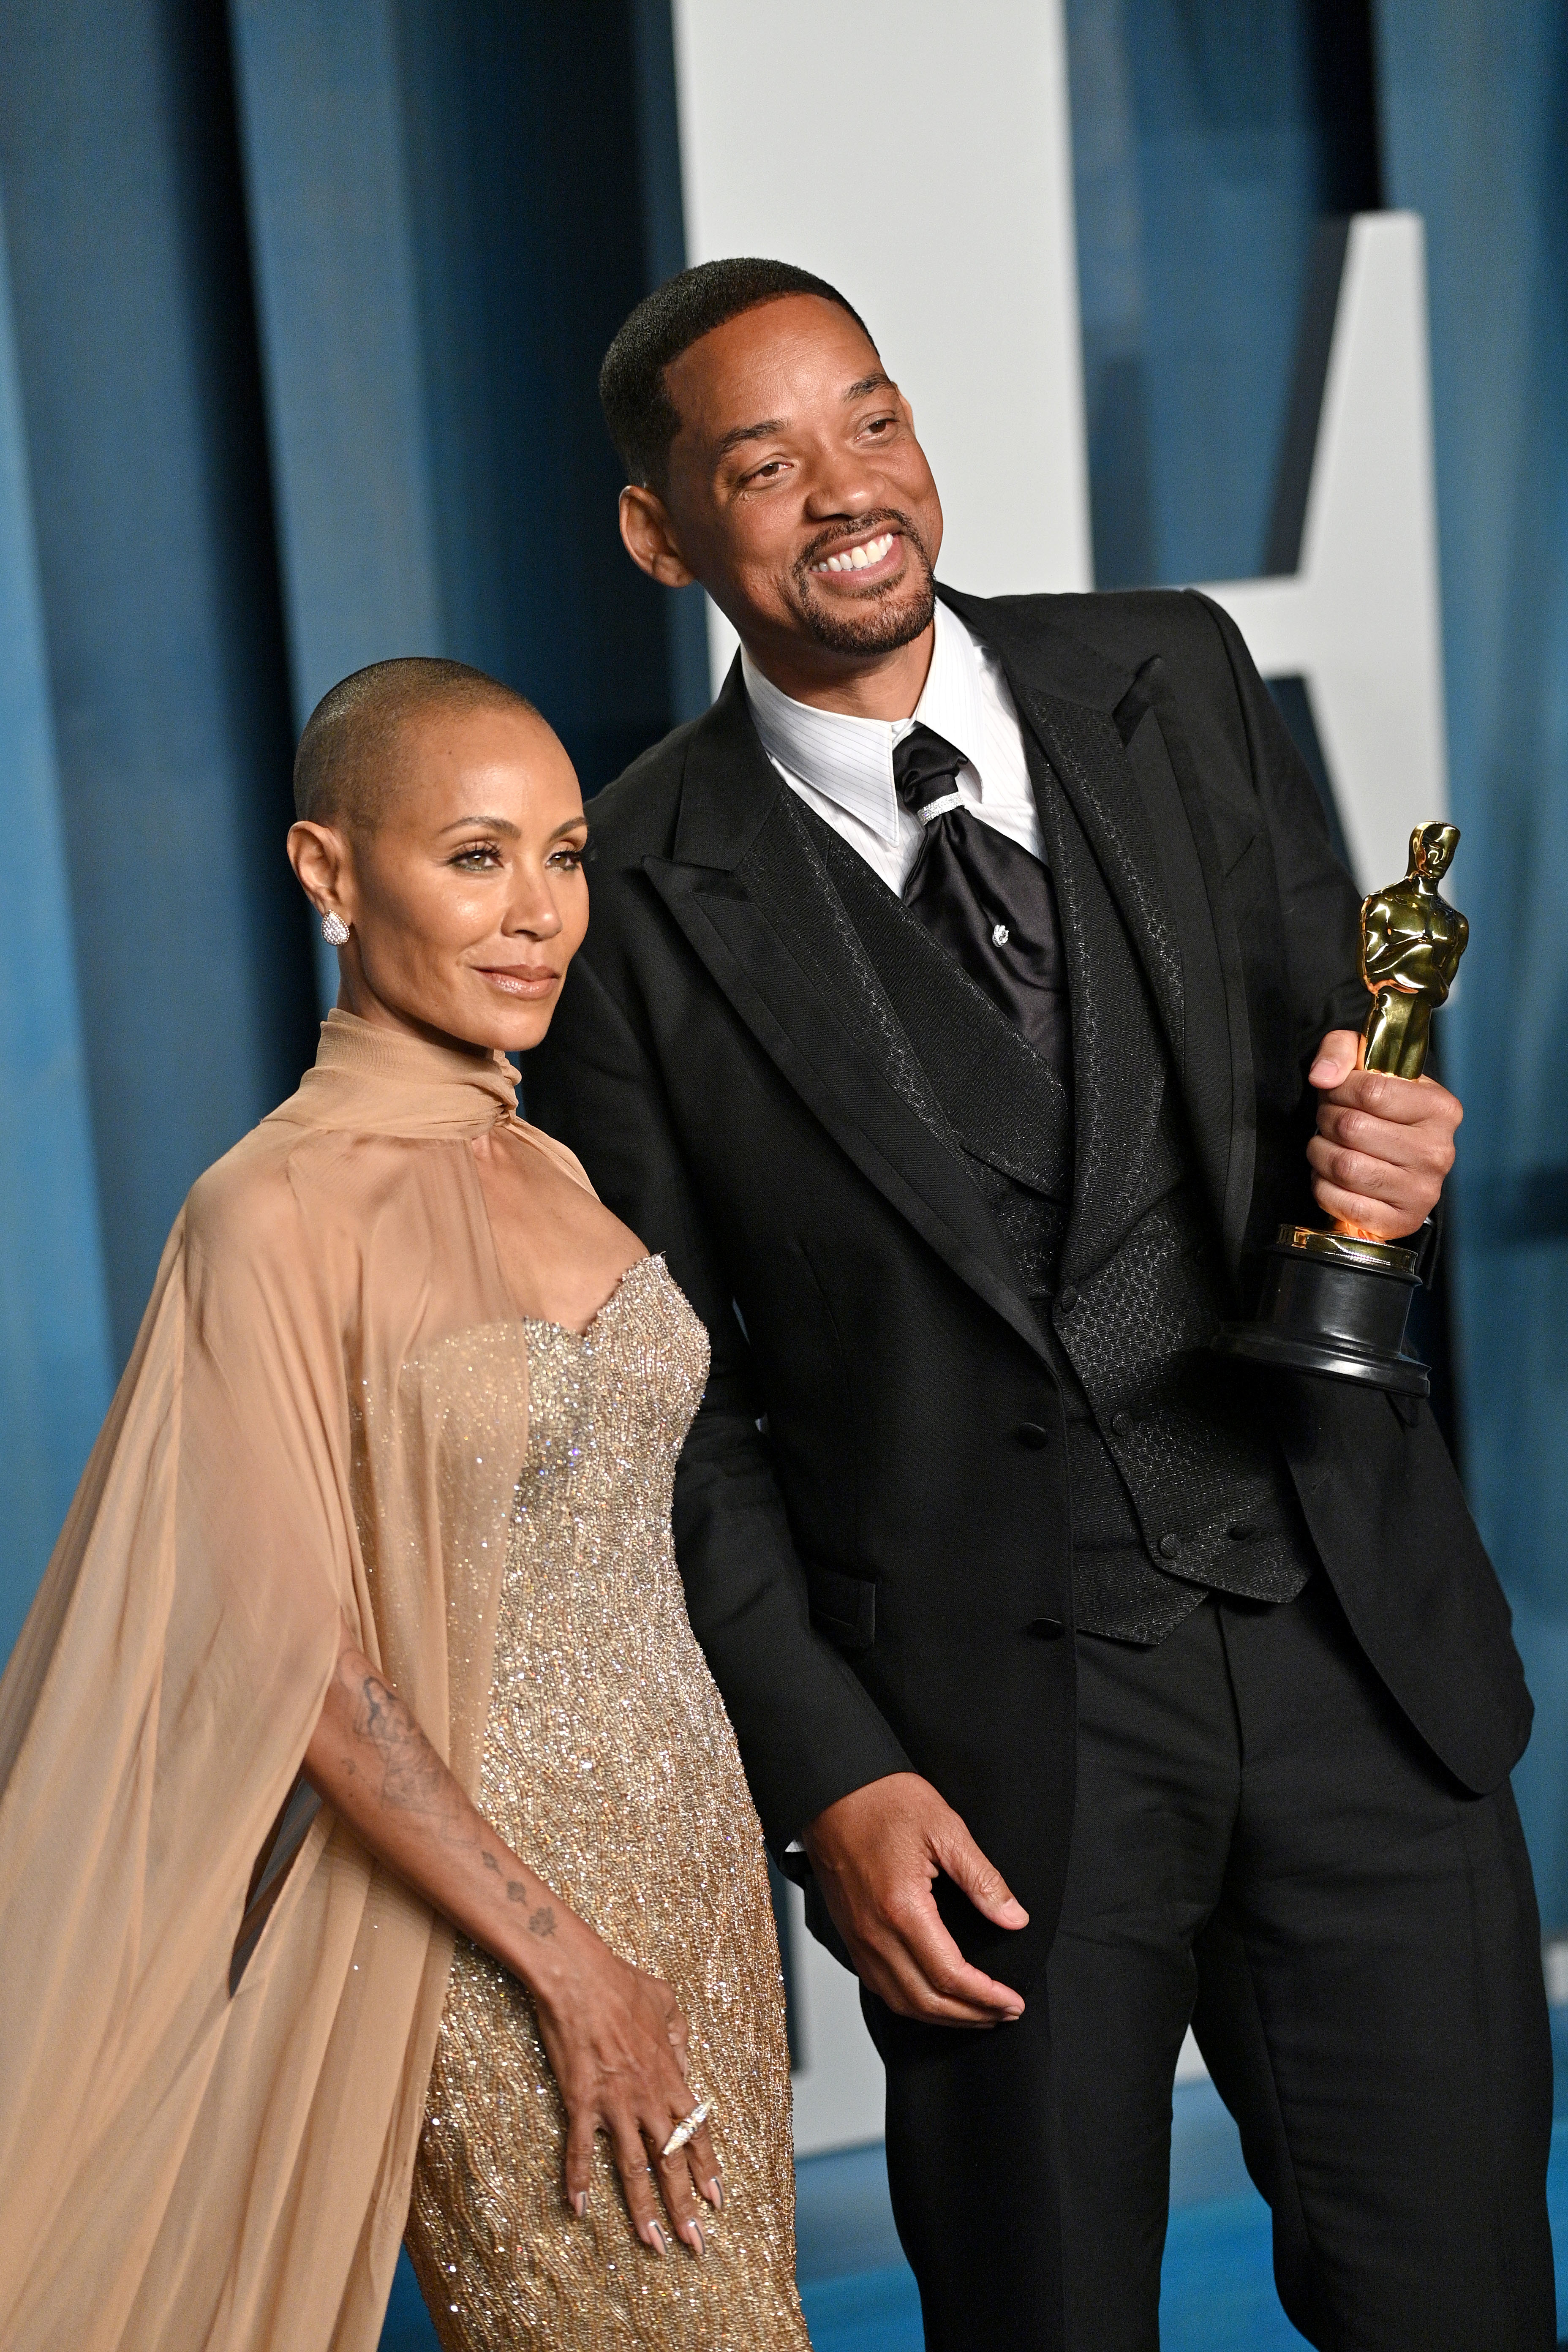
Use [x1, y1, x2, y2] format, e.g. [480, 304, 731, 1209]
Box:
[741, 601, 990, 848]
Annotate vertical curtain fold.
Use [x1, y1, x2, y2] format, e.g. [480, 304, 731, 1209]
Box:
[1375, 0, 1568, 1926]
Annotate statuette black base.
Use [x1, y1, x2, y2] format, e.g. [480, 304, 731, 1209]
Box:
[1216, 1225, 1429, 1398]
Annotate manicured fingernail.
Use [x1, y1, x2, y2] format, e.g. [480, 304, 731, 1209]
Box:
[646, 2223, 667, 2257]
[683, 2220, 706, 2257]
[571, 2191, 586, 2219]
[705, 2177, 723, 2210]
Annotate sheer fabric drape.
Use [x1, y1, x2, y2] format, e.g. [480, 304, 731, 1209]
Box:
[0, 1014, 589, 2351]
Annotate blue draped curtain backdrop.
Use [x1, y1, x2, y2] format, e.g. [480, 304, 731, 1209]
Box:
[1067, 0, 1568, 1927]
[0, 0, 1565, 1918]
[1376, 3, 1568, 1925]
[0, 0, 689, 1661]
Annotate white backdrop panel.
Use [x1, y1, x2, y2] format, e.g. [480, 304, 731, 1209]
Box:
[1200, 214, 1449, 890]
[671, 0, 1093, 691]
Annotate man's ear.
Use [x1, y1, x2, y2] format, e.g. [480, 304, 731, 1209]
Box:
[619, 484, 697, 589]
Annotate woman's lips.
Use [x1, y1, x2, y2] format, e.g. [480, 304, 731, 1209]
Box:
[476, 965, 559, 999]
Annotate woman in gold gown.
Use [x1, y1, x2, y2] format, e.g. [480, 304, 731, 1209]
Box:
[0, 659, 810, 2352]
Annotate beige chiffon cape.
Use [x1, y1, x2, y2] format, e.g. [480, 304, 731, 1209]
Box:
[0, 1011, 594, 2351]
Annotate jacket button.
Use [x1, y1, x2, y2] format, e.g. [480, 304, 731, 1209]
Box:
[1027, 1615, 1065, 1639]
[1016, 1422, 1051, 1449]
[1228, 1522, 1256, 1541]
[1111, 1410, 1132, 1436]
[1057, 1285, 1079, 1313]
[1159, 1533, 1181, 1559]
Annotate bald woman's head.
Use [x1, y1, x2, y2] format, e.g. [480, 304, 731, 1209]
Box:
[293, 657, 541, 832]
[286, 656, 588, 1058]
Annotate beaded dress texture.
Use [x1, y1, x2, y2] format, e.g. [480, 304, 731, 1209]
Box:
[406, 1256, 810, 2350]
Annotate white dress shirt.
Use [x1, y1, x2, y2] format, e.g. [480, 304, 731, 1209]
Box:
[740, 601, 1044, 890]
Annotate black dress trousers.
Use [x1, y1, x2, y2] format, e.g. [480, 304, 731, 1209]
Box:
[863, 1576, 1554, 2352]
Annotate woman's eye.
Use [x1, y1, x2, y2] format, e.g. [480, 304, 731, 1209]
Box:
[450, 843, 502, 871]
[548, 846, 585, 871]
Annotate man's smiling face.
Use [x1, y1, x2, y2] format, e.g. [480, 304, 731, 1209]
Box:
[647, 294, 945, 676]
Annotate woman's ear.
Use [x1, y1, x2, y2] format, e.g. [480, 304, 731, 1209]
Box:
[618, 485, 696, 589]
[287, 819, 354, 926]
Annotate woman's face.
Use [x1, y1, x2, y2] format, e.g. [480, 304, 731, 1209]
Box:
[289, 702, 590, 1055]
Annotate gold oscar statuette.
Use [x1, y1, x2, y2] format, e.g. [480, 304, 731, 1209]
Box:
[1216, 822, 1467, 1397]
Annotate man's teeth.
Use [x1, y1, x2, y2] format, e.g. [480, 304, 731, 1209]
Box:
[815, 532, 896, 574]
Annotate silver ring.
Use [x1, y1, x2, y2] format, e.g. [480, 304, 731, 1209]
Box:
[660, 2098, 710, 2158]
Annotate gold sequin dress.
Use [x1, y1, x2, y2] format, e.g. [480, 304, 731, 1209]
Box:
[405, 1256, 811, 2350]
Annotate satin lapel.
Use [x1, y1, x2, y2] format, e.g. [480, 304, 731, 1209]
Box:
[651, 667, 1051, 1365]
[940, 587, 1255, 1281]
[1012, 681, 1186, 1063]
[1119, 658, 1258, 1281]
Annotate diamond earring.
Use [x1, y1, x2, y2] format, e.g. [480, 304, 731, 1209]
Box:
[321, 910, 350, 946]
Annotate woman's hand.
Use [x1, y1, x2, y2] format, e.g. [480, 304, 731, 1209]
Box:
[524, 1914, 722, 2257]
[302, 1630, 720, 2252]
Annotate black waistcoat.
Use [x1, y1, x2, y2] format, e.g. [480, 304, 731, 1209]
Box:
[774, 783, 1313, 1645]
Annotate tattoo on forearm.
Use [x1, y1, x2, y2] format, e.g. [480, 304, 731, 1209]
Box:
[490, 1850, 555, 1931]
[344, 1671, 564, 1949]
[354, 1672, 459, 1829]
[498, 1875, 557, 1934]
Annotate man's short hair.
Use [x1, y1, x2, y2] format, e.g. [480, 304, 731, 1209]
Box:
[599, 258, 873, 493]
[293, 657, 537, 831]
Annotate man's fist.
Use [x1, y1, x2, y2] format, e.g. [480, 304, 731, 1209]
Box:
[1306, 1029, 1461, 1240]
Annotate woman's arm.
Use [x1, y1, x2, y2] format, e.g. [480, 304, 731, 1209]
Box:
[302, 1630, 720, 2256]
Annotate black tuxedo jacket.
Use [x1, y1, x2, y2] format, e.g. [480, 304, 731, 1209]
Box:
[527, 585, 1530, 1989]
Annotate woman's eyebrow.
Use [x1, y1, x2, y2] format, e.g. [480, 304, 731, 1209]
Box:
[436, 813, 522, 837]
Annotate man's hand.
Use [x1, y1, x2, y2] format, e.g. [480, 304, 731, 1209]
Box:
[1307, 1029, 1462, 1239]
[801, 1772, 1028, 2027]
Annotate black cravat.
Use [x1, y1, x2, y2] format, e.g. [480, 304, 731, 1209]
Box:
[893, 724, 1071, 1078]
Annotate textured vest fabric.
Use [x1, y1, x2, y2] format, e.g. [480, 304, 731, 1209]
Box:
[778, 781, 1313, 1645]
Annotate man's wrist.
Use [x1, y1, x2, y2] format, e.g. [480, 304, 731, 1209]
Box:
[801, 1768, 931, 1860]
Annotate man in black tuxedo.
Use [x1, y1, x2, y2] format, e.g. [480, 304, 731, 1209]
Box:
[527, 259, 1553, 2349]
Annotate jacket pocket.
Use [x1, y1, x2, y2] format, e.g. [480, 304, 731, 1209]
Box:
[806, 1563, 877, 1652]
